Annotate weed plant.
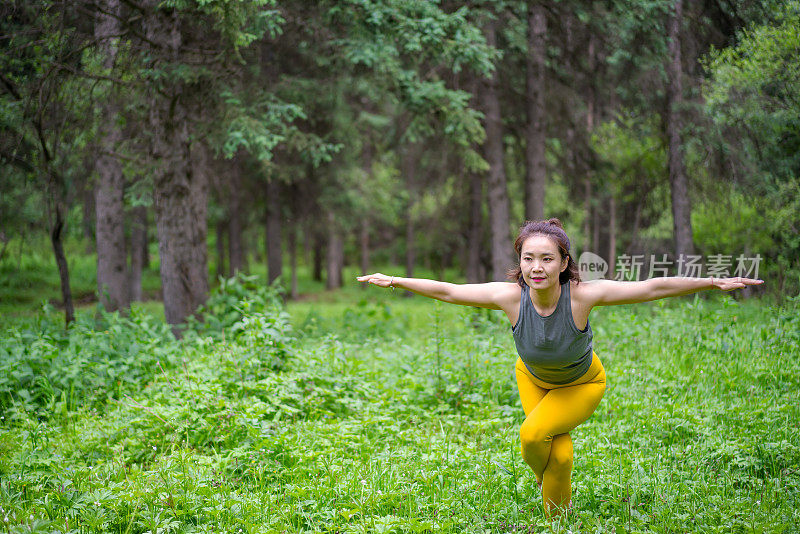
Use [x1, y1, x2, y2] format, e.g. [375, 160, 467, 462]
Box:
[0, 277, 798, 532]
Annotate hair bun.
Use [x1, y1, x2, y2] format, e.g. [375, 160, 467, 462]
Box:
[546, 218, 564, 229]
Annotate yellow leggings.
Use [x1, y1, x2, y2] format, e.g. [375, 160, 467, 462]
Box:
[515, 351, 606, 517]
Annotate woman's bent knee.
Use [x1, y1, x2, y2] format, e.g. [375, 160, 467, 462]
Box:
[520, 421, 552, 447]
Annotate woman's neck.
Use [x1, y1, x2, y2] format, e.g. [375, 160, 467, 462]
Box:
[530, 281, 562, 311]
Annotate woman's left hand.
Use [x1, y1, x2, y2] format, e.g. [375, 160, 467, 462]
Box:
[711, 277, 764, 291]
[356, 273, 394, 288]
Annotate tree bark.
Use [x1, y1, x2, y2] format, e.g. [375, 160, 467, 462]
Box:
[360, 144, 372, 288]
[266, 179, 282, 284]
[525, 3, 547, 221]
[0, 233, 8, 264]
[481, 19, 513, 281]
[215, 219, 226, 281]
[146, 4, 209, 332]
[81, 179, 95, 254]
[94, 0, 130, 313]
[288, 222, 299, 299]
[51, 201, 75, 325]
[326, 211, 343, 289]
[228, 155, 244, 276]
[666, 0, 695, 258]
[607, 194, 617, 279]
[583, 178, 591, 255]
[312, 230, 323, 282]
[592, 199, 600, 254]
[129, 205, 147, 301]
[582, 32, 598, 259]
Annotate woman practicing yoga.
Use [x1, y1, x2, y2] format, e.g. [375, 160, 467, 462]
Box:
[357, 218, 764, 518]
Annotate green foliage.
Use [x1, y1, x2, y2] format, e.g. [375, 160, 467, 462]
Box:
[692, 186, 776, 255]
[704, 1, 800, 181]
[590, 115, 671, 251]
[324, 0, 493, 147]
[219, 88, 341, 166]
[1, 287, 798, 531]
[0, 306, 178, 421]
[703, 2, 800, 297]
[187, 273, 290, 342]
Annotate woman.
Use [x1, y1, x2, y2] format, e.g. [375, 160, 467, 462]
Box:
[357, 218, 764, 518]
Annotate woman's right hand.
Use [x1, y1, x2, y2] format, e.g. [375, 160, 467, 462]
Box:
[356, 273, 395, 288]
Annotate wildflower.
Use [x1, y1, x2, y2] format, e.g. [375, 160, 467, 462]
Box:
[360, 479, 367, 485]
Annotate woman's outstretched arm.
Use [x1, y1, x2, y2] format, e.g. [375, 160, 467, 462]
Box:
[579, 276, 764, 307]
[356, 273, 518, 310]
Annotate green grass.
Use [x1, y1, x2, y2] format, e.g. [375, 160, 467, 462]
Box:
[0, 257, 798, 532]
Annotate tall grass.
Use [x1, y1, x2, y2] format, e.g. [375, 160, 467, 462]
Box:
[0, 276, 797, 532]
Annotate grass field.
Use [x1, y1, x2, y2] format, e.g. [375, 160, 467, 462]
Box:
[1, 268, 799, 533]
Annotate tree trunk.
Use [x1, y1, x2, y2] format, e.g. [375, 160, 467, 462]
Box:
[607, 194, 616, 279]
[152, 136, 209, 331]
[312, 230, 323, 282]
[583, 179, 591, 255]
[94, 0, 130, 313]
[51, 202, 75, 325]
[81, 179, 95, 254]
[583, 33, 598, 259]
[592, 200, 600, 254]
[130, 205, 147, 301]
[360, 144, 372, 287]
[146, 4, 208, 332]
[228, 156, 244, 276]
[266, 179, 282, 284]
[215, 219, 226, 281]
[360, 217, 369, 288]
[404, 209, 415, 297]
[482, 19, 513, 281]
[666, 0, 695, 259]
[326, 212, 343, 289]
[466, 171, 483, 283]
[525, 3, 547, 221]
[288, 222, 299, 299]
[0, 233, 8, 264]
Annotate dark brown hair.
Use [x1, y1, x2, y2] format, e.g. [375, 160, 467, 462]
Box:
[506, 218, 581, 287]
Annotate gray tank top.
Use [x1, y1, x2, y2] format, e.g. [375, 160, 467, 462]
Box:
[512, 280, 593, 385]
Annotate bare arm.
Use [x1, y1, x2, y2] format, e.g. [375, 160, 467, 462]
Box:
[579, 276, 764, 307]
[356, 273, 517, 310]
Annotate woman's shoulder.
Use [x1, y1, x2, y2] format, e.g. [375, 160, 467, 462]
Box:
[569, 278, 606, 306]
[491, 281, 523, 306]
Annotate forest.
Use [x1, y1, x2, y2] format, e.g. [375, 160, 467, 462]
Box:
[1, 0, 798, 326]
[1, 0, 799, 532]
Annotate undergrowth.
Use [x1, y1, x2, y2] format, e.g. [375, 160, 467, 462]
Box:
[0, 278, 798, 533]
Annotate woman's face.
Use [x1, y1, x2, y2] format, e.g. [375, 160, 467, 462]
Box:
[519, 234, 568, 289]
